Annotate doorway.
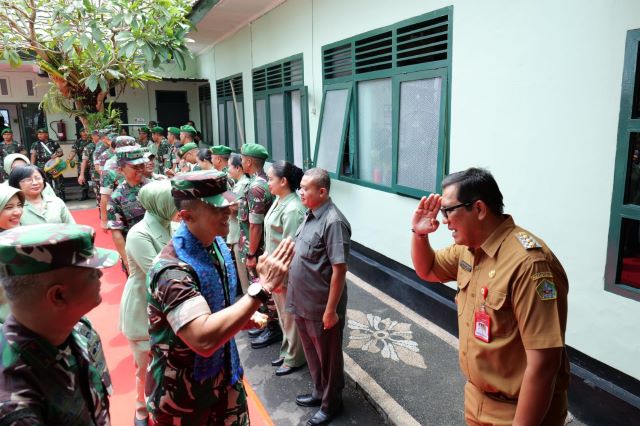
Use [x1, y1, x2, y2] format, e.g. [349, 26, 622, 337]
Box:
[156, 91, 189, 130]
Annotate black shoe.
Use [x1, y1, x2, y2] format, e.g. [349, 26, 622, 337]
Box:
[275, 364, 305, 376]
[307, 404, 342, 426]
[247, 328, 264, 338]
[296, 394, 322, 407]
[271, 357, 284, 367]
[251, 327, 282, 349]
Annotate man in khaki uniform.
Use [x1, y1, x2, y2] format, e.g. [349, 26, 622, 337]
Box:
[410, 167, 569, 426]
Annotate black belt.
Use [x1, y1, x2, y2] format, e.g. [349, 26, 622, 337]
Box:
[484, 391, 518, 404]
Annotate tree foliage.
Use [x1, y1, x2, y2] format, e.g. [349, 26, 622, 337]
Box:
[0, 0, 194, 128]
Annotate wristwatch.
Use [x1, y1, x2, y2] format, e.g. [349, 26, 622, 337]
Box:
[247, 282, 270, 304]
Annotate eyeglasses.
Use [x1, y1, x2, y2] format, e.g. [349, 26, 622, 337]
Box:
[440, 202, 472, 219]
[19, 175, 44, 185]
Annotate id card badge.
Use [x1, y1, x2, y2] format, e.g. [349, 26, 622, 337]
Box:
[474, 311, 491, 342]
[474, 287, 491, 343]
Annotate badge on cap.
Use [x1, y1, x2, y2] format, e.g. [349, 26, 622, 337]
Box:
[536, 279, 557, 300]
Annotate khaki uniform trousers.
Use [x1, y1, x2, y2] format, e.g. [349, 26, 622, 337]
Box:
[272, 288, 306, 368]
[129, 339, 151, 419]
[464, 381, 567, 426]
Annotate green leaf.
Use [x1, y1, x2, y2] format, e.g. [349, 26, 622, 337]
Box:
[79, 34, 91, 49]
[86, 74, 98, 92]
[62, 35, 76, 53]
[115, 31, 133, 43]
[174, 50, 185, 70]
[98, 76, 108, 92]
[141, 43, 154, 62]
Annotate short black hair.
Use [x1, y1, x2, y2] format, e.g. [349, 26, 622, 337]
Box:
[197, 148, 212, 163]
[230, 153, 243, 169]
[304, 168, 330, 192]
[271, 160, 304, 192]
[8, 165, 47, 190]
[442, 167, 504, 216]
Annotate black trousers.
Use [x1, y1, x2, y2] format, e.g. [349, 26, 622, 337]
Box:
[295, 314, 345, 413]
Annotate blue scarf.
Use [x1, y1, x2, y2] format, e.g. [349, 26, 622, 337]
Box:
[173, 222, 243, 384]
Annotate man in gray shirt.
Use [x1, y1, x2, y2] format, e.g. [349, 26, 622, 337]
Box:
[287, 167, 351, 426]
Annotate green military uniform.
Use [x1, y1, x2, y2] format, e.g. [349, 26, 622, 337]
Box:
[146, 171, 247, 424]
[0, 128, 26, 183]
[0, 223, 118, 425]
[70, 135, 91, 199]
[82, 139, 99, 204]
[164, 127, 180, 175]
[31, 129, 64, 200]
[137, 126, 151, 148]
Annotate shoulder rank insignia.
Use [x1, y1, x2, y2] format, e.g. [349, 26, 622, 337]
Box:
[515, 232, 542, 250]
[536, 279, 557, 300]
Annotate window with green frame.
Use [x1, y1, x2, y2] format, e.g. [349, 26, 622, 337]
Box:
[605, 29, 640, 302]
[313, 7, 451, 198]
[253, 54, 311, 169]
[216, 74, 245, 151]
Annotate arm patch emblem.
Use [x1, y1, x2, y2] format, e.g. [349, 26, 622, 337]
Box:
[536, 279, 557, 300]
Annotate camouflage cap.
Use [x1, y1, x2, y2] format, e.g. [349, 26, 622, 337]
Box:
[98, 128, 110, 137]
[179, 142, 198, 155]
[1, 128, 12, 135]
[91, 129, 100, 136]
[171, 170, 237, 208]
[211, 145, 233, 156]
[107, 132, 119, 143]
[114, 135, 137, 149]
[151, 126, 164, 134]
[116, 146, 148, 165]
[0, 224, 118, 276]
[167, 126, 180, 136]
[241, 143, 269, 160]
[180, 125, 197, 136]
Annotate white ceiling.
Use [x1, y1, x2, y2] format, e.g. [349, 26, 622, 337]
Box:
[188, 0, 286, 55]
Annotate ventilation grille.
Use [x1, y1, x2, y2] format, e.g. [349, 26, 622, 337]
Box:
[323, 43, 352, 80]
[26, 79, 35, 96]
[253, 57, 303, 92]
[396, 14, 449, 67]
[199, 84, 211, 101]
[216, 75, 243, 98]
[0, 78, 8, 96]
[322, 11, 450, 81]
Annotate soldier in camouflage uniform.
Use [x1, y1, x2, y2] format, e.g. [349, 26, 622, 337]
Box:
[107, 145, 150, 274]
[164, 127, 181, 177]
[149, 126, 171, 175]
[145, 170, 295, 425]
[0, 128, 26, 183]
[238, 143, 281, 349]
[97, 133, 121, 228]
[30, 128, 65, 200]
[80, 130, 100, 207]
[137, 126, 151, 148]
[69, 128, 91, 200]
[0, 223, 118, 425]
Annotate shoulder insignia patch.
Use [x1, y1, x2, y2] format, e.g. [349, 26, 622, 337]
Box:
[531, 271, 553, 281]
[459, 260, 472, 272]
[536, 279, 557, 300]
[515, 232, 542, 250]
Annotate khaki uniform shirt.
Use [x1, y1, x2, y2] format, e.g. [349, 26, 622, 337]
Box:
[20, 192, 76, 226]
[431, 216, 569, 400]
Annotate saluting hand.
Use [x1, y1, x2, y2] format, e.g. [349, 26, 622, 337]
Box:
[411, 194, 442, 235]
[257, 237, 295, 293]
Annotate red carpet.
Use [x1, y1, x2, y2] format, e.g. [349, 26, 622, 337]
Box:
[72, 208, 273, 426]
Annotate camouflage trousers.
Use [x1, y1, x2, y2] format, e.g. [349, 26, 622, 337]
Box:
[77, 166, 90, 199]
[47, 173, 65, 200]
[149, 380, 249, 426]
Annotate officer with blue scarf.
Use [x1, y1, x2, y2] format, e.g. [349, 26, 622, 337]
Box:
[146, 170, 295, 425]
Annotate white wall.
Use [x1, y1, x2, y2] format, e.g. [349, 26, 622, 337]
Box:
[194, 0, 640, 379]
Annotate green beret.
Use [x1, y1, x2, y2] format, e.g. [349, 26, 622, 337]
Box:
[139, 126, 150, 134]
[0, 224, 118, 276]
[116, 146, 148, 165]
[211, 145, 233, 156]
[1, 128, 12, 135]
[241, 143, 269, 160]
[180, 142, 198, 155]
[36, 128, 47, 133]
[151, 126, 164, 134]
[180, 125, 197, 136]
[167, 127, 180, 136]
[171, 170, 237, 208]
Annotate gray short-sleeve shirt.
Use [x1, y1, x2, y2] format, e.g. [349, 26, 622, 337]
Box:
[286, 199, 351, 320]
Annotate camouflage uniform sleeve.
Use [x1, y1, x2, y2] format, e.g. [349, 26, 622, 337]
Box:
[100, 169, 117, 193]
[248, 183, 268, 225]
[0, 400, 45, 425]
[152, 268, 211, 333]
[107, 191, 125, 230]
